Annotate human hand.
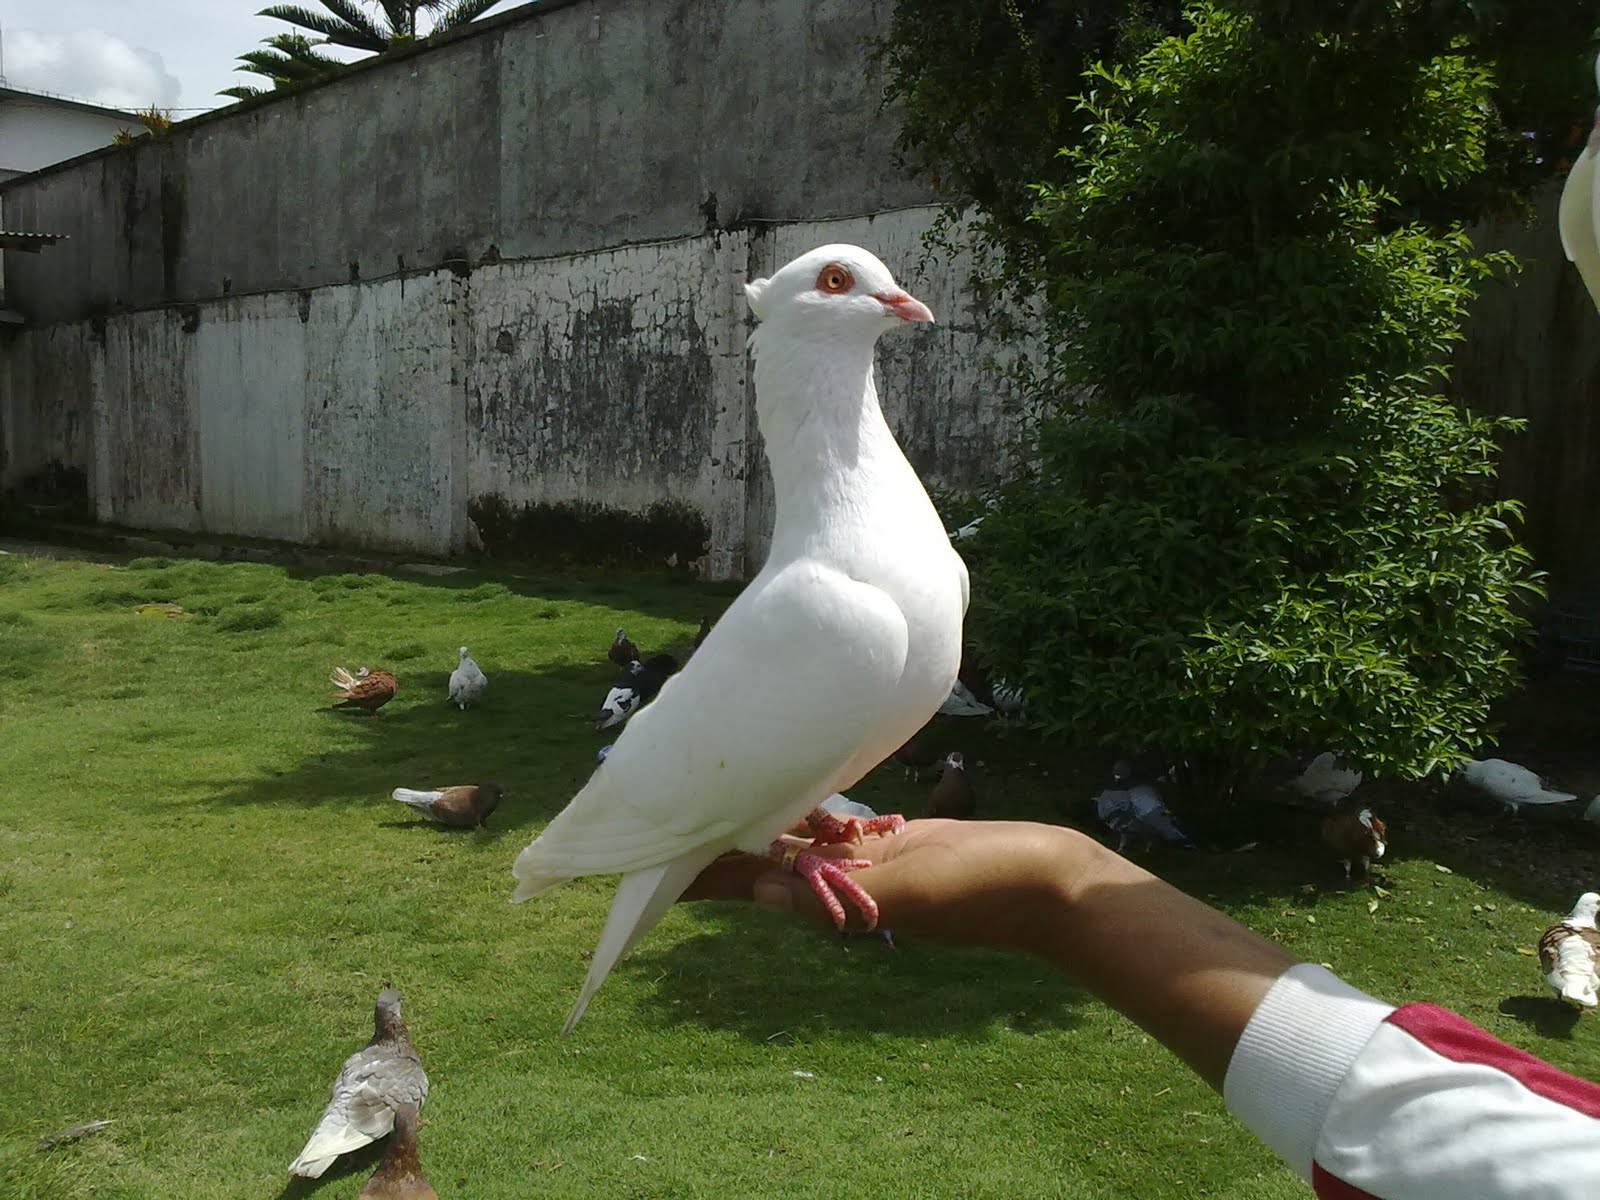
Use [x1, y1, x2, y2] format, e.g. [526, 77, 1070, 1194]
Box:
[680, 818, 1081, 952]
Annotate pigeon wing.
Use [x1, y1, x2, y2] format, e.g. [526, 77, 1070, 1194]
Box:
[288, 1047, 428, 1178]
[514, 561, 911, 894]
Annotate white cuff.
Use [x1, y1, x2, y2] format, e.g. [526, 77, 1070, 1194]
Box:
[1222, 963, 1394, 1178]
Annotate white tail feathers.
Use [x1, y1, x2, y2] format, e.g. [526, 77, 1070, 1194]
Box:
[1550, 936, 1600, 1009]
[392, 788, 444, 810]
[558, 854, 717, 1036]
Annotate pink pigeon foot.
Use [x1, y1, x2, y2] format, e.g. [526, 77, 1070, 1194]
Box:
[802, 808, 906, 845]
[769, 841, 881, 930]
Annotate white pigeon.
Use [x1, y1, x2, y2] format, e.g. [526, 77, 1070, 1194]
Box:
[288, 989, 428, 1178]
[1538, 893, 1600, 1010]
[938, 678, 994, 717]
[1586, 796, 1600, 828]
[447, 645, 487, 709]
[1559, 51, 1600, 312]
[1454, 758, 1578, 815]
[511, 244, 967, 1033]
[1291, 751, 1363, 806]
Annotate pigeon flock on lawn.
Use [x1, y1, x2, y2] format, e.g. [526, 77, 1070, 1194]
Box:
[273, 236, 1597, 1184]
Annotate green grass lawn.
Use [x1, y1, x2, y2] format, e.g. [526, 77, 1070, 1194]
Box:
[2, 547, 1595, 1199]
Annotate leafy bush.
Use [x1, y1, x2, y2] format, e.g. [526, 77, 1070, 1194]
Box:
[959, 5, 1545, 826]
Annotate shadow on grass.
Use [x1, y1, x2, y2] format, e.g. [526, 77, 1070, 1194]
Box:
[629, 904, 1089, 1043]
[1498, 994, 1585, 1040]
[274, 1138, 385, 1198]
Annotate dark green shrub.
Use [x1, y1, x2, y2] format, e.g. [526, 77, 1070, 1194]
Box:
[960, 5, 1545, 826]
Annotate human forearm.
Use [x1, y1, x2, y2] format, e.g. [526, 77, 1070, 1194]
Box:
[1020, 827, 1296, 1091]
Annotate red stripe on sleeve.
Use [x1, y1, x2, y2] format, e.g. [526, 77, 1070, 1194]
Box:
[1311, 1163, 1381, 1199]
[1385, 1003, 1600, 1120]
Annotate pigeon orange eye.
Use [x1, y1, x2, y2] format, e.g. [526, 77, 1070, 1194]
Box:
[816, 264, 854, 294]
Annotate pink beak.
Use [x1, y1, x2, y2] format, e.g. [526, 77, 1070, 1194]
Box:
[874, 290, 935, 324]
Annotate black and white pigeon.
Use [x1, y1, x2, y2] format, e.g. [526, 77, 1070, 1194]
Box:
[514, 244, 965, 1033]
[1094, 761, 1190, 853]
[447, 645, 487, 709]
[288, 989, 428, 1179]
[593, 652, 680, 730]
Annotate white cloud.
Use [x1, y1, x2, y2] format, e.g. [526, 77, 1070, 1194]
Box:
[5, 28, 182, 111]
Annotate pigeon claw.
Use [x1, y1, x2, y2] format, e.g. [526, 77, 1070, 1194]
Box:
[769, 841, 880, 930]
[804, 809, 906, 845]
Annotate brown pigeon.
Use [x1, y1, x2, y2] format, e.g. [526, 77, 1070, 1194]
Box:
[1318, 805, 1387, 882]
[608, 627, 639, 669]
[892, 730, 941, 781]
[1538, 892, 1600, 1010]
[289, 989, 428, 1178]
[331, 666, 397, 715]
[391, 783, 503, 828]
[359, 1102, 436, 1200]
[926, 752, 976, 820]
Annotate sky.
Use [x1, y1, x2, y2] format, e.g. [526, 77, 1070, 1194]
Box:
[0, 1, 514, 114]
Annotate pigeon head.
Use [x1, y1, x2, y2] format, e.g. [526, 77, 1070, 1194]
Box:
[1571, 892, 1600, 928]
[744, 244, 933, 339]
[458, 645, 470, 659]
[943, 751, 965, 772]
[372, 989, 407, 1040]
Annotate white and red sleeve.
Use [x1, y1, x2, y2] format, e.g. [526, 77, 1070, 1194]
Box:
[1223, 962, 1600, 1199]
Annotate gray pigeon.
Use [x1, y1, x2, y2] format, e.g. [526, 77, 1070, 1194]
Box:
[1094, 761, 1190, 853]
[288, 989, 429, 1179]
[447, 645, 487, 709]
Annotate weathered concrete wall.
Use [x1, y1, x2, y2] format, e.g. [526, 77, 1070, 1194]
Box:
[0, 206, 1024, 571]
[0, 0, 923, 326]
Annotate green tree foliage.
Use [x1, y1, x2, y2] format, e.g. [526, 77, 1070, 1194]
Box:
[957, 5, 1549, 825]
[881, 0, 1598, 279]
[221, 0, 507, 99]
[219, 34, 347, 101]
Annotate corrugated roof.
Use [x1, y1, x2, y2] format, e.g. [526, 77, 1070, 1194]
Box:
[0, 231, 67, 252]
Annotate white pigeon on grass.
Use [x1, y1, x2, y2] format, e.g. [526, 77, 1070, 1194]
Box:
[1559, 51, 1600, 312]
[288, 989, 427, 1178]
[1538, 893, 1600, 1011]
[447, 645, 487, 709]
[512, 245, 968, 1033]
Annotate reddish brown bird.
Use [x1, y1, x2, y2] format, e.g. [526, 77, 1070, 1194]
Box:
[892, 729, 942, 781]
[391, 783, 503, 828]
[1319, 805, 1388, 882]
[358, 1102, 436, 1200]
[608, 627, 640, 669]
[927, 752, 976, 820]
[330, 666, 398, 715]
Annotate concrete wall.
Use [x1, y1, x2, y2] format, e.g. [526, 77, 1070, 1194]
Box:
[0, 0, 924, 325]
[0, 206, 1025, 574]
[0, 0, 1028, 578]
